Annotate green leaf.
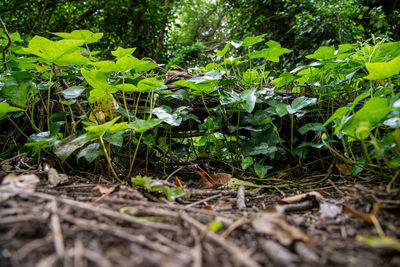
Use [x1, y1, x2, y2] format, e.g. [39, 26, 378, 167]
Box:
[306, 46, 336, 60]
[85, 116, 120, 136]
[220, 90, 241, 105]
[383, 117, 400, 128]
[241, 88, 257, 113]
[275, 103, 289, 117]
[108, 122, 129, 134]
[249, 40, 292, 62]
[0, 102, 24, 119]
[290, 96, 317, 112]
[128, 119, 163, 132]
[243, 70, 260, 85]
[61, 86, 85, 99]
[209, 220, 223, 233]
[343, 97, 390, 139]
[24, 36, 89, 65]
[271, 72, 297, 87]
[52, 30, 103, 44]
[241, 157, 254, 170]
[299, 123, 326, 135]
[77, 143, 104, 162]
[216, 42, 230, 57]
[188, 70, 225, 84]
[81, 68, 112, 94]
[247, 143, 278, 156]
[352, 91, 371, 109]
[364, 55, 400, 80]
[323, 107, 351, 127]
[152, 106, 182, 126]
[338, 44, 355, 54]
[137, 78, 164, 92]
[115, 83, 138, 92]
[242, 34, 266, 47]
[0, 76, 29, 106]
[254, 163, 272, 178]
[111, 47, 136, 58]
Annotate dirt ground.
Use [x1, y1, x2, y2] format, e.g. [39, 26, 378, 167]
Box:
[0, 158, 399, 267]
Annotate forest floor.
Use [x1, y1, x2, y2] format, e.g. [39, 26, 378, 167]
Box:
[0, 154, 399, 267]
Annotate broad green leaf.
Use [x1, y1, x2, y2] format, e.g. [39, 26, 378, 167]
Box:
[115, 83, 138, 92]
[352, 91, 371, 108]
[241, 88, 257, 113]
[24, 36, 89, 65]
[247, 143, 278, 156]
[188, 70, 225, 84]
[77, 143, 104, 163]
[52, 30, 103, 44]
[115, 56, 158, 73]
[343, 97, 390, 139]
[220, 90, 241, 105]
[323, 107, 351, 127]
[216, 42, 230, 57]
[91, 60, 117, 72]
[338, 44, 355, 54]
[0, 102, 24, 119]
[241, 157, 254, 170]
[173, 80, 217, 95]
[249, 40, 292, 62]
[242, 34, 266, 47]
[254, 163, 272, 178]
[128, 119, 163, 132]
[108, 122, 129, 134]
[61, 86, 85, 99]
[137, 78, 164, 92]
[111, 47, 136, 58]
[243, 70, 260, 85]
[0, 76, 29, 106]
[306, 46, 336, 60]
[85, 116, 120, 136]
[299, 123, 326, 135]
[271, 72, 297, 87]
[25, 131, 58, 147]
[108, 131, 125, 147]
[88, 88, 108, 103]
[275, 103, 289, 117]
[290, 96, 317, 112]
[364, 55, 400, 80]
[383, 117, 400, 128]
[81, 68, 111, 92]
[152, 106, 182, 126]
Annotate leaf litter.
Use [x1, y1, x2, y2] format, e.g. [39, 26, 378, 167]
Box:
[0, 164, 400, 266]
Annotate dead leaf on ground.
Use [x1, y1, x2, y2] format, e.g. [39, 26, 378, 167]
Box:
[278, 191, 324, 205]
[336, 163, 352, 176]
[94, 184, 121, 203]
[0, 173, 39, 201]
[252, 210, 313, 246]
[197, 166, 231, 189]
[174, 176, 185, 188]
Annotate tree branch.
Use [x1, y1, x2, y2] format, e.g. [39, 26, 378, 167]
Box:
[0, 16, 12, 71]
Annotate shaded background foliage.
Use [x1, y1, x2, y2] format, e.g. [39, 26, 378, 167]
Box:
[1, 0, 399, 66]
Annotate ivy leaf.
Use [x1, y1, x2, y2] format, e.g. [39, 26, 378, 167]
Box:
[241, 88, 257, 113]
[364, 55, 400, 80]
[77, 143, 105, 163]
[85, 116, 121, 136]
[52, 30, 103, 44]
[111, 47, 136, 58]
[242, 34, 266, 47]
[241, 157, 254, 170]
[128, 119, 163, 132]
[254, 163, 272, 178]
[137, 78, 164, 92]
[290, 96, 317, 113]
[0, 102, 24, 119]
[115, 83, 138, 92]
[299, 123, 326, 135]
[61, 86, 85, 99]
[216, 42, 230, 57]
[24, 36, 89, 65]
[152, 106, 182, 126]
[0, 75, 30, 106]
[271, 72, 297, 87]
[306, 46, 336, 60]
[249, 40, 292, 62]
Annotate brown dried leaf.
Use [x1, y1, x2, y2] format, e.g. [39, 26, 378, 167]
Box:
[94, 184, 120, 203]
[174, 176, 185, 188]
[278, 191, 324, 205]
[336, 163, 352, 176]
[252, 210, 313, 246]
[48, 167, 61, 186]
[198, 171, 231, 189]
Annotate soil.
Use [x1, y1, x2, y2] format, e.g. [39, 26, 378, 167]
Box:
[0, 157, 399, 267]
